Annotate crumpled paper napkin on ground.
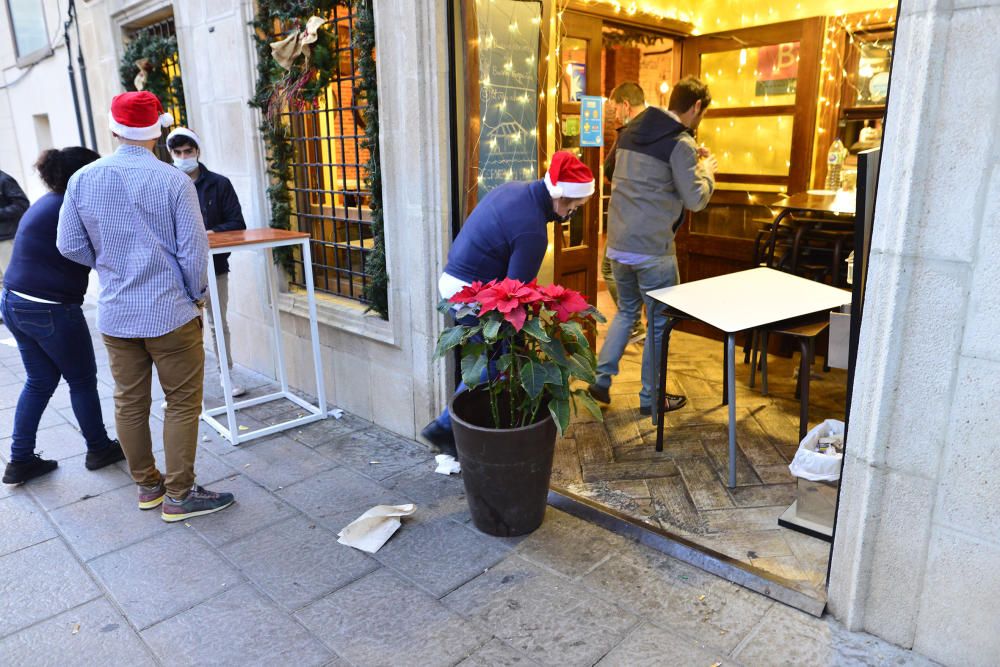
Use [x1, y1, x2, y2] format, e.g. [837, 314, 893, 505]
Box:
[337, 504, 416, 553]
[434, 454, 461, 475]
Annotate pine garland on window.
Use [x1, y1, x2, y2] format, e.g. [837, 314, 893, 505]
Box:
[119, 33, 186, 126]
[250, 0, 388, 320]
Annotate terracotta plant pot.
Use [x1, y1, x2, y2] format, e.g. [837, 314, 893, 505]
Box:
[449, 389, 557, 536]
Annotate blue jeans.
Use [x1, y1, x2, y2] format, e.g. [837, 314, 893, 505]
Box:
[594, 254, 679, 408]
[1, 290, 113, 461]
[435, 313, 502, 431]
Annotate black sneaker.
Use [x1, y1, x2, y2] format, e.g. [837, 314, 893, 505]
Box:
[419, 420, 457, 458]
[587, 383, 611, 404]
[85, 439, 126, 471]
[3, 454, 58, 484]
[161, 484, 235, 523]
[639, 394, 688, 415]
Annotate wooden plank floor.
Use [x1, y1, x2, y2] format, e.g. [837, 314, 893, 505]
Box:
[552, 291, 845, 604]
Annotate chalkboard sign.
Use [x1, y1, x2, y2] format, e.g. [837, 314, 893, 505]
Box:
[475, 0, 542, 200]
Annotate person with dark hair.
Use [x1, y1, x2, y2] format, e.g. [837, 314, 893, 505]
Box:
[589, 75, 717, 416]
[1, 147, 125, 484]
[166, 127, 248, 398]
[0, 168, 30, 306]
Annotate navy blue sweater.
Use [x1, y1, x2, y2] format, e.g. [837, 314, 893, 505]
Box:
[445, 180, 555, 283]
[4, 192, 90, 304]
[194, 164, 246, 275]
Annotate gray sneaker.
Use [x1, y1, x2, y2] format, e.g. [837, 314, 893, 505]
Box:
[138, 481, 166, 510]
[161, 484, 235, 523]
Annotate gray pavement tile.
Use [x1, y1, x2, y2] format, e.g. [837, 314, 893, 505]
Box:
[515, 507, 635, 579]
[47, 379, 115, 411]
[114, 446, 236, 487]
[222, 434, 336, 491]
[142, 584, 332, 667]
[48, 485, 171, 561]
[0, 405, 67, 440]
[596, 622, 734, 666]
[581, 547, 773, 654]
[444, 555, 639, 666]
[188, 474, 297, 547]
[0, 493, 57, 557]
[289, 413, 372, 447]
[220, 515, 378, 611]
[457, 637, 541, 666]
[0, 597, 156, 667]
[0, 363, 22, 386]
[21, 422, 93, 462]
[277, 466, 410, 533]
[381, 462, 469, 519]
[25, 452, 134, 511]
[89, 528, 242, 630]
[57, 397, 117, 435]
[733, 603, 938, 667]
[315, 427, 434, 481]
[375, 515, 510, 598]
[295, 569, 488, 667]
[0, 539, 101, 638]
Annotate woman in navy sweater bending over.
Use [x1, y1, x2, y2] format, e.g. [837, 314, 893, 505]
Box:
[1, 148, 124, 484]
[421, 151, 595, 456]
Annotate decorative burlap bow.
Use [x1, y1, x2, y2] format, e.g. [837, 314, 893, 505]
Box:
[270, 16, 327, 70]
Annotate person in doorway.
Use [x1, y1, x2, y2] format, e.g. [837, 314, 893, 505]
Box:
[1, 147, 126, 485]
[57, 91, 235, 522]
[603, 82, 649, 345]
[0, 168, 30, 316]
[589, 76, 718, 416]
[166, 127, 248, 398]
[420, 151, 596, 456]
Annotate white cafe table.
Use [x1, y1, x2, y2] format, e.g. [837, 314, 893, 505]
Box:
[647, 268, 850, 487]
[201, 229, 327, 446]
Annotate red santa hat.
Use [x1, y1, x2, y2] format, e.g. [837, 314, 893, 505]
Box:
[108, 91, 174, 140]
[544, 151, 595, 199]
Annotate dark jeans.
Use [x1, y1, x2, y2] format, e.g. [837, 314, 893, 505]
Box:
[1, 289, 112, 461]
[435, 312, 502, 431]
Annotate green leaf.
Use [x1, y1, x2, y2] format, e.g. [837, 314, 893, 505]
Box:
[567, 353, 597, 384]
[435, 326, 465, 358]
[559, 320, 586, 345]
[548, 398, 571, 436]
[482, 318, 501, 341]
[541, 363, 563, 387]
[520, 361, 546, 399]
[522, 317, 551, 342]
[573, 389, 604, 422]
[461, 354, 488, 387]
[497, 353, 514, 373]
[539, 337, 569, 365]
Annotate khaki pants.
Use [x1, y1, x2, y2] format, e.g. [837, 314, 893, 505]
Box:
[103, 317, 204, 499]
[205, 272, 233, 370]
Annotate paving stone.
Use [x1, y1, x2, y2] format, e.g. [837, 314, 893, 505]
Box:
[142, 584, 332, 667]
[20, 422, 100, 462]
[295, 569, 487, 667]
[46, 380, 115, 411]
[0, 597, 155, 666]
[0, 492, 57, 557]
[374, 515, 510, 597]
[89, 528, 242, 630]
[57, 397, 117, 436]
[380, 461, 469, 521]
[25, 452, 134, 511]
[0, 539, 100, 637]
[48, 485, 172, 561]
[189, 474, 297, 547]
[277, 466, 410, 533]
[458, 638, 540, 666]
[515, 507, 633, 579]
[222, 434, 336, 491]
[289, 413, 371, 447]
[220, 515, 378, 611]
[596, 621, 733, 667]
[315, 427, 433, 481]
[444, 556, 639, 666]
[0, 404, 67, 439]
[113, 446, 235, 489]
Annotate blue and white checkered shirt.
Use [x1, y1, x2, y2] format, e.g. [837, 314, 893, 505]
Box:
[57, 144, 209, 338]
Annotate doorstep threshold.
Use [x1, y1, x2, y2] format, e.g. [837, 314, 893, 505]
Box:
[547, 488, 827, 617]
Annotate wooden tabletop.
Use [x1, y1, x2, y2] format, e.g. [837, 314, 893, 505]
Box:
[208, 228, 310, 249]
[774, 190, 856, 216]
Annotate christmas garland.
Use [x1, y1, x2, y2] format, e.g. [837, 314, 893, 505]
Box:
[250, 0, 388, 319]
[118, 33, 187, 126]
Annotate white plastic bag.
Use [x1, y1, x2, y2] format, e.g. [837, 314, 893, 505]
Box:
[788, 419, 844, 482]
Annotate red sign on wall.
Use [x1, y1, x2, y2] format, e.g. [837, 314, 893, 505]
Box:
[757, 42, 800, 81]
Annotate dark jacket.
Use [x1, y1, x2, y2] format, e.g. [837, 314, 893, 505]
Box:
[607, 107, 714, 257]
[4, 192, 90, 303]
[0, 170, 30, 241]
[194, 164, 246, 274]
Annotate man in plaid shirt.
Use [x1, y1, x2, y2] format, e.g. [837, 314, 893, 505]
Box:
[58, 92, 235, 522]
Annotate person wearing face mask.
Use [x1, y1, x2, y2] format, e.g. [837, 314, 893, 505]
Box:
[166, 127, 248, 398]
[419, 150, 595, 457]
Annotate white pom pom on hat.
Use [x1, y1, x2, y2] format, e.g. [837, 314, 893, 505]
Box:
[108, 91, 173, 140]
[544, 150, 595, 199]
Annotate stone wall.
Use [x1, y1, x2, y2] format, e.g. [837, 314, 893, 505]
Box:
[828, 0, 1000, 664]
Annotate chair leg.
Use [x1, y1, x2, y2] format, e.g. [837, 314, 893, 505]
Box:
[798, 337, 811, 442]
[722, 338, 729, 406]
[761, 331, 770, 396]
[749, 330, 759, 388]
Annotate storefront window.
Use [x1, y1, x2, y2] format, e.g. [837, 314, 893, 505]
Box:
[700, 115, 794, 177]
[702, 42, 800, 108]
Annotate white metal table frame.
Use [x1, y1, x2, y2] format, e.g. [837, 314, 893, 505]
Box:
[201, 232, 327, 446]
[647, 268, 850, 488]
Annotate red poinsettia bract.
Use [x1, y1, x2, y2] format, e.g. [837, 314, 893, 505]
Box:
[475, 278, 542, 331]
[540, 284, 589, 322]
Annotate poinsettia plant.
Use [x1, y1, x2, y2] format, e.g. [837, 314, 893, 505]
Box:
[435, 278, 606, 435]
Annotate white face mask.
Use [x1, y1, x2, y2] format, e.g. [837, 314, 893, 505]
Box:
[173, 157, 198, 173]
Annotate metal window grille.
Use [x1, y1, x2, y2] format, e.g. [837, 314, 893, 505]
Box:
[129, 17, 187, 161]
[281, 6, 374, 303]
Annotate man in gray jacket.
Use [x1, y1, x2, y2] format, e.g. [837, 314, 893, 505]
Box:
[589, 76, 717, 415]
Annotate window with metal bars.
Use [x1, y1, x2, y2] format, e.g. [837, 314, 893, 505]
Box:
[281, 6, 374, 303]
[127, 16, 187, 162]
